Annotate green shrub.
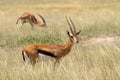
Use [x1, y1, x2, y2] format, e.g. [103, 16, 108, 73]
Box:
[18, 34, 62, 45]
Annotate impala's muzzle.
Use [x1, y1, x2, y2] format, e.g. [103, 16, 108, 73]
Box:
[73, 37, 79, 43]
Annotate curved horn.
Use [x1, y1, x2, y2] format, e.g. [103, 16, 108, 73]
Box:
[65, 16, 73, 33]
[37, 14, 46, 26]
[69, 17, 76, 32]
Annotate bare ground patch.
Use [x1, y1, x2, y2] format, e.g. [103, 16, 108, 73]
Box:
[83, 35, 120, 46]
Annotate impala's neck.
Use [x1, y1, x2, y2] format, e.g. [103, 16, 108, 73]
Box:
[64, 37, 74, 50]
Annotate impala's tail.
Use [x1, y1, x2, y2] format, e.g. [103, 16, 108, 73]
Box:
[37, 14, 46, 27]
[22, 51, 25, 62]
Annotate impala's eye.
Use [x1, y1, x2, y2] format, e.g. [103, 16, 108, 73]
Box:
[70, 36, 73, 38]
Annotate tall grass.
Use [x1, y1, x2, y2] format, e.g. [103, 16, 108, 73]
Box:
[0, 0, 120, 5]
[0, 42, 120, 80]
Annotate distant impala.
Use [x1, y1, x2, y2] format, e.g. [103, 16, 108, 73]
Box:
[16, 13, 46, 29]
[22, 17, 81, 68]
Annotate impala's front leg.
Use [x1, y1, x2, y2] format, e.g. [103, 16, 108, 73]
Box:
[16, 18, 20, 24]
[30, 22, 34, 30]
[54, 57, 60, 70]
[20, 19, 26, 29]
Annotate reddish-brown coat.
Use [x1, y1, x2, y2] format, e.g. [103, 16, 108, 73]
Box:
[16, 12, 46, 29]
[22, 37, 74, 67]
[22, 17, 80, 68]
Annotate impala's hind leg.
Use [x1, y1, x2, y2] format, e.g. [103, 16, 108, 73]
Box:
[30, 58, 36, 69]
[22, 52, 31, 70]
[29, 53, 39, 69]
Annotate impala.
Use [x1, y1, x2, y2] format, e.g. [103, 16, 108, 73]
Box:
[22, 17, 81, 68]
[16, 13, 46, 29]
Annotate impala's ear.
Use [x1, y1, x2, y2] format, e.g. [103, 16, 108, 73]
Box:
[76, 30, 81, 35]
[67, 30, 70, 36]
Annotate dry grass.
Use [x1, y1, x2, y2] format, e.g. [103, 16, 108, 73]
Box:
[0, 1, 120, 80]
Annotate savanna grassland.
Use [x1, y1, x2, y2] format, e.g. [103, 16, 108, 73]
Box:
[0, 0, 120, 80]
